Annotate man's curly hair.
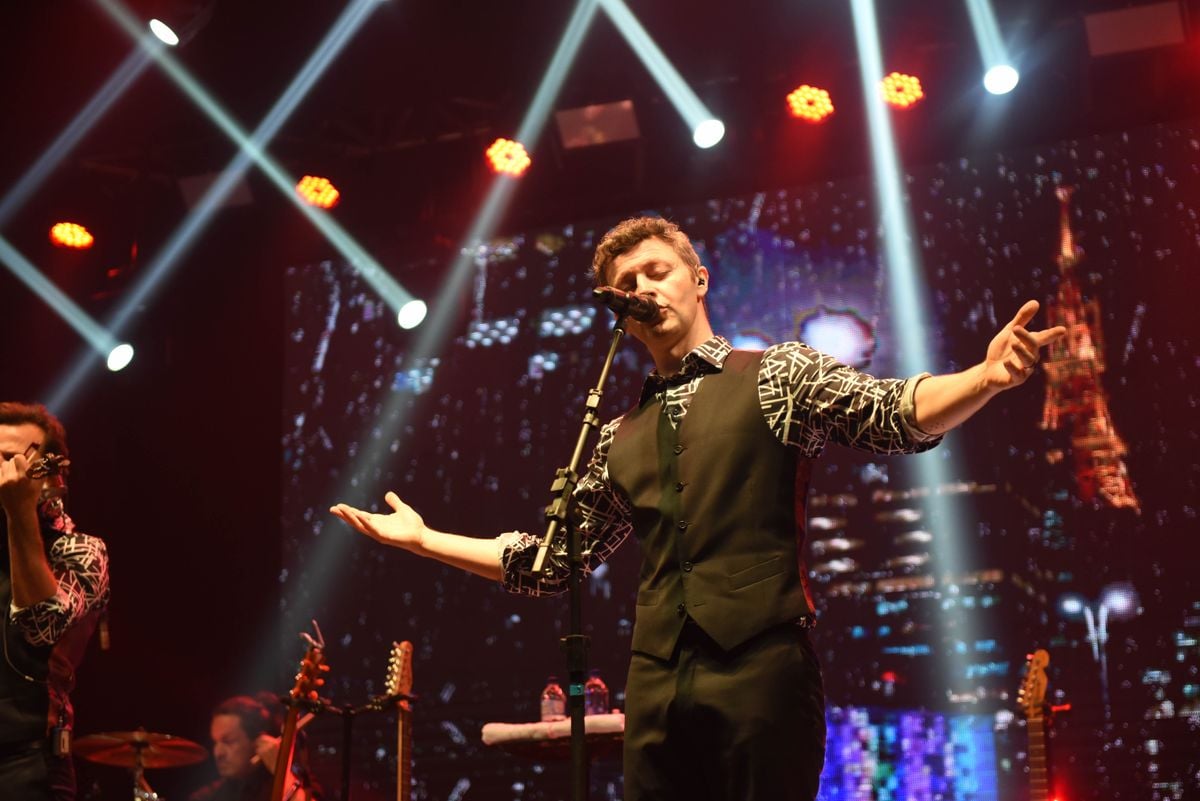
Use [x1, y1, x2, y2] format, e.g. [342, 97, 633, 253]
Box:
[0, 402, 68, 458]
[591, 216, 702, 287]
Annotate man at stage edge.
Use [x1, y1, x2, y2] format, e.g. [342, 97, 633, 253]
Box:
[330, 216, 1066, 801]
[0, 402, 110, 801]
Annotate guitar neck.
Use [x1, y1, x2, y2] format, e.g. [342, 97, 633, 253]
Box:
[397, 704, 412, 801]
[1027, 715, 1049, 801]
[270, 706, 303, 801]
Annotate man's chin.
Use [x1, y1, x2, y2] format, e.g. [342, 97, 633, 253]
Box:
[631, 317, 673, 341]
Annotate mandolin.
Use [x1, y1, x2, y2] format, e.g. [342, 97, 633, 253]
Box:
[270, 624, 328, 801]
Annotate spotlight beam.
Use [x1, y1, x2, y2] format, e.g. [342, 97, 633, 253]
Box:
[0, 47, 154, 230]
[849, 0, 930, 374]
[597, 0, 723, 146]
[325, 0, 601, 522]
[850, 0, 977, 697]
[305, 4, 602, 646]
[49, 0, 406, 410]
[0, 235, 121, 357]
[963, 0, 1012, 74]
[92, 0, 403, 339]
[409, 0, 600, 371]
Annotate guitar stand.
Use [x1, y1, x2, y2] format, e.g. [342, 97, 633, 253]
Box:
[286, 692, 417, 801]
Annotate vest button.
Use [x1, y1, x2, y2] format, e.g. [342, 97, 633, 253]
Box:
[676, 603, 687, 616]
[681, 561, 693, 572]
[674, 481, 685, 492]
[673, 444, 685, 455]
[677, 520, 689, 531]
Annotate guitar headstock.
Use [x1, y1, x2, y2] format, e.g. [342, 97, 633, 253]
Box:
[385, 641, 414, 701]
[288, 625, 329, 705]
[1018, 648, 1050, 720]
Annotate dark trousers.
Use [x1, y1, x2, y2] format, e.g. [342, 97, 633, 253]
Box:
[623, 620, 826, 801]
[0, 740, 75, 801]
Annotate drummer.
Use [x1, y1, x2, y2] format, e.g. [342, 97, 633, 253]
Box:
[189, 696, 314, 801]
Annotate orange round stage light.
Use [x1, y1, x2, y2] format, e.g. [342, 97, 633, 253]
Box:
[296, 175, 340, 209]
[486, 138, 531, 177]
[786, 85, 834, 123]
[880, 72, 924, 109]
[49, 222, 94, 249]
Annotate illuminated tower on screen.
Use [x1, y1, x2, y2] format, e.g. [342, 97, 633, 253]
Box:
[1039, 186, 1139, 512]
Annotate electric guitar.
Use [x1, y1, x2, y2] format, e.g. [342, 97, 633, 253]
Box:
[385, 641, 415, 801]
[1018, 649, 1051, 801]
[270, 624, 328, 801]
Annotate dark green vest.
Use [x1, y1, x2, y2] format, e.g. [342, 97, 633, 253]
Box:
[608, 350, 816, 660]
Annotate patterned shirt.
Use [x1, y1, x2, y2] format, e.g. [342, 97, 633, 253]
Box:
[8, 516, 110, 647]
[498, 335, 941, 596]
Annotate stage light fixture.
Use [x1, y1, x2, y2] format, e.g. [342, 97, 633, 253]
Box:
[691, 119, 725, 149]
[880, 72, 924, 109]
[106, 343, 134, 371]
[148, 18, 180, 45]
[982, 64, 1019, 95]
[396, 299, 427, 330]
[147, 0, 214, 47]
[786, 85, 835, 123]
[964, 0, 1022, 97]
[597, 0, 724, 149]
[296, 175, 340, 208]
[486, 138, 531, 176]
[52, 0, 404, 413]
[49, 222, 95, 249]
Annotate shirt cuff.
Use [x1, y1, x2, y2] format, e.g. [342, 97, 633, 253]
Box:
[900, 373, 940, 443]
[496, 531, 525, 586]
[9, 594, 60, 616]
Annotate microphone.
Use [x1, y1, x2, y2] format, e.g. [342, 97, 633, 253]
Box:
[592, 286, 662, 323]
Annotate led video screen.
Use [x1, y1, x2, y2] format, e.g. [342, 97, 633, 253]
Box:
[281, 121, 1198, 801]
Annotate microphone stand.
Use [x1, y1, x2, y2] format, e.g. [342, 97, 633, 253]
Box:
[531, 314, 629, 801]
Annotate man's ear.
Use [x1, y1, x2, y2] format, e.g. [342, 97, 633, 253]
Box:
[696, 266, 710, 296]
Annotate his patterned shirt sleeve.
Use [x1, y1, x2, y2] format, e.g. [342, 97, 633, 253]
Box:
[10, 533, 111, 647]
[759, 341, 943, 457]
[498, 417, 633, 597]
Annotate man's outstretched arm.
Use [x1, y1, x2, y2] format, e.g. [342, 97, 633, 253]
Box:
[913, 299, 1066, 436]
[330, 491, 503, 581]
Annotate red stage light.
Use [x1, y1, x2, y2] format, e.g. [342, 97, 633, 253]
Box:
[880, 72, 924, 109]
[49, 222, 94, 249]
[296, 175, 340, 209]
[786, 85, 834, 123]
[486, 138, 531, 177]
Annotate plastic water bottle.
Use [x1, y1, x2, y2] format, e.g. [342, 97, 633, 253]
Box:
[539, 676, 567, 721]
[583, 669, 609, 716]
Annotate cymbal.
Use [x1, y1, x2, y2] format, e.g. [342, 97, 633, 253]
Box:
[73, 731, 208, 769]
